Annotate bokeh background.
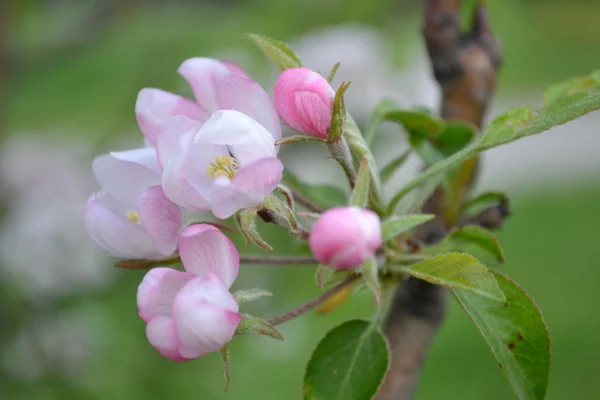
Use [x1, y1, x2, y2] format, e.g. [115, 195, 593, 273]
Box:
[2, 0, 600, 399]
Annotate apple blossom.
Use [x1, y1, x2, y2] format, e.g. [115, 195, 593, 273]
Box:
[137, 224, 241, 360]
[274, 67, 336, 138]
[84, 148, 182, 259]
[309, 206, 382, 270]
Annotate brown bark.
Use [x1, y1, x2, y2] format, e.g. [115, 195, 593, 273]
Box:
[377, 2, 502, 399]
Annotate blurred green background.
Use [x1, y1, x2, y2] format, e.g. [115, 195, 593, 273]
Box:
[2, 0, 600, 399]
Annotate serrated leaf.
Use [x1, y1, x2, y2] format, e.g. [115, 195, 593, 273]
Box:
[395, 253, 505, 301]
[235, 314, 283, 340]
[233, 289, 272, 304]
[381, 214, 435, 241]
[388, 70, 600, 213]
[427, 225, 505, 266]
[380, 149, 412, 185]
[282, 170, 347, 210]
[454, 270, 551, 400]
[349, 158, 370, 207]
[463, 191, 508, 218]
[246, 33, 302, 70]
[303, 320, 390, 400]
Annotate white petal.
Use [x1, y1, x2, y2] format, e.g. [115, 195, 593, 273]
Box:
[138, 185, 183, 255]
[156, 115, 204, 169]
[137, 268, 196, 322]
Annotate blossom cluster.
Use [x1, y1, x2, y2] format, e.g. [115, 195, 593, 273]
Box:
[84, 58, 382, 361]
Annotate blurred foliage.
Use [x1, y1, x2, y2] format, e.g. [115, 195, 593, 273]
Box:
[3, 0, 600, 399]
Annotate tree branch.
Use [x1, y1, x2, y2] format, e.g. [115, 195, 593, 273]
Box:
[377, 2, 503, 399]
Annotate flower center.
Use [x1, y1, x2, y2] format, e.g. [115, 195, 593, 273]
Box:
[127, 211, 141, 223]
[207, 156, 239, 179]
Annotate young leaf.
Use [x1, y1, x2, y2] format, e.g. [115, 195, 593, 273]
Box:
[388, 70, 600, 213]
[327, 62, 341, 83]
[315, 264, 334, 290]
[381, 214, 435, 241]
[260, 194, 298, 234]
[426, 225, 505, 266]
[349, 158, 370, 207]
[394, 252, 505, 301]
[454, 270, 551, 400]
[329, 81, 351, 143]
[234, 208, 273, 251]
[246, 33, 302, 70]
[362, 257, 381, 306]
[303, 320, 390, 400]
[380, 149, 412, 185]
[233, 289, 272, 305]
[282, 170, 347, 210]
[235, 314, 283, 340]
[463, 191, 508, 218]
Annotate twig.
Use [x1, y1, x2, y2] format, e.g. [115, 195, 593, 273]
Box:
[292, 190, 324, 213]
[239, 255, 317, 265]
[267, 275, 360, 326]
[377, 2, 503, 399]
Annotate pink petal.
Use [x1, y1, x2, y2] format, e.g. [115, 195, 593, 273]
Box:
[172, 273, 241, 358]
[93, 148, 160, 204]
[214, 74, 282, 140]
[146, 316, 188, 361]
[209, 157, 283, 219]
[295, 91, 332, 136]
[178, 224, 239, 287]
[161, 131, 212, 210]
[178, 58, 234, 112]
[137, 267, 196, 322]
[138, 185, 183, 256]
[156, 115, 204, 169]
[136, 88, 209, 147]
[84, 195, 162, 259]
[221, 61, 251, 79]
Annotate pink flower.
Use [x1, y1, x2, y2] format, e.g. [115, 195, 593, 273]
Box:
[135, 58, 283, 219]
[309, 206, 382, 270]
[274, 67, 336, 138]
[137, 224, 241, 360]
[84, 148, 182, 259]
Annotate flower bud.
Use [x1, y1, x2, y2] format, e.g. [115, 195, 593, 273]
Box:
[274, 67, 335, 138]
[309, 206, 382, 270]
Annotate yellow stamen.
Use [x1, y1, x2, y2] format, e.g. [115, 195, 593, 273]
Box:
[206, 155, 239, 179]
[127, 211, 141, 223]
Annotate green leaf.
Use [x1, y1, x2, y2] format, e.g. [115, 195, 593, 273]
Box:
[454, 270, 551, 400]
[463, 191, 508, 218]
[349, 158, 370, 207]
[260, 194, 298, 234]
[303, 320, 390, 400]
[233, 289, 272, 304]
[234, 208, 273, 251]
[282, 170, 347, 210]
[381, 214, 435, 241]
[362, 257, 381, 306]
[329, 81, 351, 143]
[409, 121, 477, 166]
[380, 149, 412, 185]
[246, 33, 302, 70]
[327, 62, 341, 83]
[343, 115, 385, 214]
[426, 225, 505, 266]
[235, 314, 283, 341]
[395, 253, 505, 301]
[315, 264, 335, 290]
[388, 70, 600, 214]
[394, 172, 444, 215]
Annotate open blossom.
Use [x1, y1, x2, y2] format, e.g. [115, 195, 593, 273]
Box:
[84, 148, 182, 259]
[274, 67, 336, 138]
[309, 206, 382, 270]
[137, 224, 241, 360]
[135, 58, 283, 218]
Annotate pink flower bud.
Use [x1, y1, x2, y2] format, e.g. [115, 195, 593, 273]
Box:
[274, 67, 335, 138]
[309, 207, 382, 270]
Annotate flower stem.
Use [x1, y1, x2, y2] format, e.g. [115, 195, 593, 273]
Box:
[267, 275, 361, 326]
[114, 256, 181, 270]
[239, 255, 317, 265]
[327, 137, 357, 188]
[292, 190, 324, 213]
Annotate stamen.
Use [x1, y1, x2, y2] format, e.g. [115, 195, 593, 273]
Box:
[206, 155, 239, 179]
[127, 211, 141, 223]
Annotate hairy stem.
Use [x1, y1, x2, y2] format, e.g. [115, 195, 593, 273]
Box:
[327, 137, 357, 188]
[267, 275, 360, 326]
[239, 255, 317, 265]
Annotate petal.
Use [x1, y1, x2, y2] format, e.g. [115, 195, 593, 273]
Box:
[146, 316, 188, 361]
[178, 224, 239, 287]
[136, 88, 209, 147]
[196, 110, 276, 166]
[172, 273, 241, 358]
[137, 267, 196, 322]
[84, 195, 162, 259]
[178, 58, 234, 112]
[214, 74, 282, 140]
[295, 90, 332, 136]
[209, 157, 283, 219]
[138, 185, 183, 255]
[156, 115, 204, 169]
[221, 61, 251, 79]
[93, 148, 160, 205]
[161, 130, 212, 210]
